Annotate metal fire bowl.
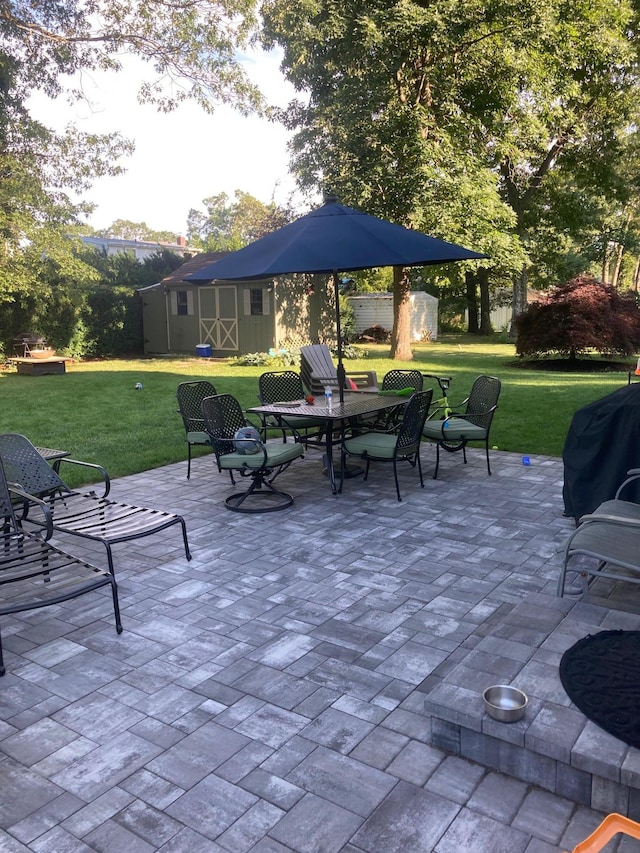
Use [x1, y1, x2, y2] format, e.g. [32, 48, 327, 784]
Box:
[482, 685, 528, 723]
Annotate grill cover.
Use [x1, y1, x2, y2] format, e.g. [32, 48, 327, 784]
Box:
[562, 382, 640, 521]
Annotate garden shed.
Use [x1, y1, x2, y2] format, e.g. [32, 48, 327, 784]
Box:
[139, 252, 336, 356]
[348, 291, 438, 341]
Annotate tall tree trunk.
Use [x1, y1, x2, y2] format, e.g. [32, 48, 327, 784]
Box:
[602, 241, 610, 285]
[633, 258, 640, 292]
[511, 267, 528, 331]
[612, 243, 624, 289]
[465, 270, 479, 333]
[478, 267, 493, 335]
[390, 266, 413, 360]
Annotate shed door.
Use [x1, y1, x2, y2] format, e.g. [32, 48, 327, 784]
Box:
[198, 286, 238, 351]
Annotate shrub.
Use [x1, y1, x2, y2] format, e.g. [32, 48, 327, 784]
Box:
[515, 274, 640, 359]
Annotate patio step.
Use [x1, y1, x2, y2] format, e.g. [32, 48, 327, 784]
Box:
[419, 591, 640, 819]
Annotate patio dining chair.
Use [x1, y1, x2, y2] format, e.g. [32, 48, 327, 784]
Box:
[258, 370, 323, 446]
[0, 457, 122, 676]
[341, 389, 432, 501]
[0, 433, 192, 577]
[176, 380, 217, 478]
[370, 369, 425, 429]
[422, 375, 501, 478]
[201, 393, 304, 512]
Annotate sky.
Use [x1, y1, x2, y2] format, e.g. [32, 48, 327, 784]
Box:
[28, 50, 310, 239]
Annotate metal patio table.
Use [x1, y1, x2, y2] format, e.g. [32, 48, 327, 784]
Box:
[247, 392, 409, 495]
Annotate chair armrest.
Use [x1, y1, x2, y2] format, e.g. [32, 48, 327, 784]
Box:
[8, 484, 54, 540]
[579, 512, 640, 528]
[57, 459, 111, 499]
[245, 415, 304, 445]
[615, 469, 640, 500]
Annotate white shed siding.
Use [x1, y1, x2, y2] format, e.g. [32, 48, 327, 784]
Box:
[348, 292, 438, 341]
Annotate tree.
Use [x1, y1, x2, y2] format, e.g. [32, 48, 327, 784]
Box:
[95, 221, 181, 243]
[514, 274, 640, 360]
[490, 2, 640, 321]
[0, 1, 262, 114]
[0, 0, 263, 335]
[261, 0, 640, 342]
[260, 0, 533, 356]
[187, 190, 294, 250]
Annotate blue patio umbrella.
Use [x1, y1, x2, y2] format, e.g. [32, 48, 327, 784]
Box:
[187, 196, 486, 400]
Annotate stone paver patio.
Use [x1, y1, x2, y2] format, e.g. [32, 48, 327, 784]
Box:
[1, 442, 638, 852]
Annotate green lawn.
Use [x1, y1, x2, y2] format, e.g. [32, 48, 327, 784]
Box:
[1, 337, 632, 486]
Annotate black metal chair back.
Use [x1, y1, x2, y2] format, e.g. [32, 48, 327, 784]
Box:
[177, 380, 217, 478]
[0, 433, 69, 498]
[381, 370, 424, 392]
[259, 371, 305, 404]
[464, 375, 501, 429]
[177, 380, 217, 431]
[396, 390, 433, 455]
[201, 393, 245, 459]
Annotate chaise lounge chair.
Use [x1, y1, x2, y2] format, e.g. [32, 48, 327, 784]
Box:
[0, 457, 122, 676]
[0, 433, 192, 576]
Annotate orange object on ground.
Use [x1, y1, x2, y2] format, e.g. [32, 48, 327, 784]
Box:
[564, 813, 640, 852]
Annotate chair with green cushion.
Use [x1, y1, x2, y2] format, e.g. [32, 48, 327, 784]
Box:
[372, 369, 425, 429]
[258, 370, 324, 446]
[177, 380, 217, 478]
[341, 389, 432, 501]
[422, 375, 501, 479]
[201, 393, 305, 513]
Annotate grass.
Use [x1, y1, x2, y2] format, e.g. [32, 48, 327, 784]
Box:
[1, 336, 633, 486]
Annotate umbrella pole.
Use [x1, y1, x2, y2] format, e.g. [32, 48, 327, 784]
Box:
[333, 271, 345, 404]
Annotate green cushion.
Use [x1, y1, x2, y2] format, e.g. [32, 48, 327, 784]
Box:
[187, 431, 210, 444]
[422, 417, 487, 441]
[343, 432, 398, 459]
[280, 417, 322, 430]
[219, 441, 303, 470]
[379, 388, 414, 396]
[263, 416, 320, 430]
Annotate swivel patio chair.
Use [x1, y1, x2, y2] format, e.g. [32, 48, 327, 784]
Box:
[201, 393, 304, 513]
[0, 457, 122, 676]
[341, 389, 432, 501]
[422, 375, 501, 479]
[0, 433, 191, 577]
[258, 370, 324, 446]
[300, 344, 378, 396]
[177, 380, 217, 478]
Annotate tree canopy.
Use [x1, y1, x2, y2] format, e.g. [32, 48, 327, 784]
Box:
[1, 0, 262, 113]
[261, 0, 640, 342]
[0, 0, 264, 329]
[187, 190, 295, 251]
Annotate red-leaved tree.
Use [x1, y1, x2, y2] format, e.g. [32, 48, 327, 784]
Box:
[515, 274, 640, 359]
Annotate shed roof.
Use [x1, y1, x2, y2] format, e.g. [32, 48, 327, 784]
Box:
[161, 252, 229, 285]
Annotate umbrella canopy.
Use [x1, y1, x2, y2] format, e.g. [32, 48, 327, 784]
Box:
[186, 196, 486, 399]
[187, 196, 486, 281]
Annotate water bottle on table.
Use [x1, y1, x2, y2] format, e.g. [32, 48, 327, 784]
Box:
[324, 386, 333, 411]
